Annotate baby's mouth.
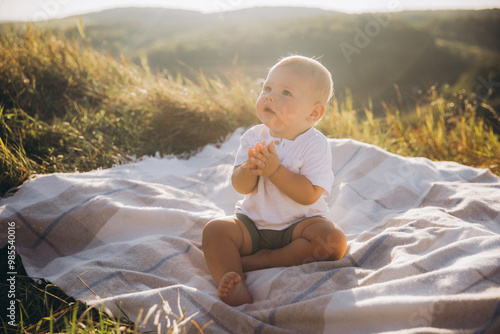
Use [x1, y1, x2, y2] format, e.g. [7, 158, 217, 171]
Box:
[264, 107, 276, 115]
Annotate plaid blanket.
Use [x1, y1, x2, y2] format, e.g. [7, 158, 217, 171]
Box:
[1, 129, 499, 333]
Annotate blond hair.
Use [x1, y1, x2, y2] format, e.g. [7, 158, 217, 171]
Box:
[271, 55, 334, 105]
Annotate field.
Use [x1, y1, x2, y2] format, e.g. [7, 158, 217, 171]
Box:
[0, 6, 499, 333]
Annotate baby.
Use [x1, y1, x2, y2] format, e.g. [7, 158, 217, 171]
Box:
[202, 55, 347, 306]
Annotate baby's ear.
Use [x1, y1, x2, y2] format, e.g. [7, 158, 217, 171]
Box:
[307, 103, 325, 123]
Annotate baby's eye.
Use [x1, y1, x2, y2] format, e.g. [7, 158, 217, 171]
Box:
[282, 90, 292, 96]
[263, 86, 271, 92]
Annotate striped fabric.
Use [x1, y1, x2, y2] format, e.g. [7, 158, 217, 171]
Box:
[1, 129, 499, 333]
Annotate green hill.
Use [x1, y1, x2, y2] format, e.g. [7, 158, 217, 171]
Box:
[17, 7, 499, 110]
[46, 7, 500, 113]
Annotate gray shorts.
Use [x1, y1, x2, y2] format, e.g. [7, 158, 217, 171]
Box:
[236, 213, 317, 254]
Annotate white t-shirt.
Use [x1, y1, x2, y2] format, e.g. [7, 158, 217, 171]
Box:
[234, 124, 334, 230]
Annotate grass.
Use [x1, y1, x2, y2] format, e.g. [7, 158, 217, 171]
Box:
[0, 24, 499, 333]
[316, 85, 499, 173]
[0, 24, 258, 195]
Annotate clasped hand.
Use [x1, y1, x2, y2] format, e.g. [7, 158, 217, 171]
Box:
[242, 141, 280, 178]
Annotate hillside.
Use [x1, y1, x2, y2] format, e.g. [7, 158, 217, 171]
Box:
[41, 7, 500, 113]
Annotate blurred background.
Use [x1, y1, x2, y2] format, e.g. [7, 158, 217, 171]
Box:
[2, 0, 499, 112]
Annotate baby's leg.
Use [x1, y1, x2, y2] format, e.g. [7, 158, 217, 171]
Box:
[202, 216, 254, 306]
[242, 217, 346, 272]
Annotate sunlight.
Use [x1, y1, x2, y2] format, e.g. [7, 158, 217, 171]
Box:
[1, 0, 499, 21]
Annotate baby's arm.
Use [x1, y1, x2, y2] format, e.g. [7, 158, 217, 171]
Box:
[270, 165, 324, 205]
[250, 142, 324, 205]
[232, 144, 264, 194]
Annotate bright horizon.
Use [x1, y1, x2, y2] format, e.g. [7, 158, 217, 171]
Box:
[1, 0, 499, 22]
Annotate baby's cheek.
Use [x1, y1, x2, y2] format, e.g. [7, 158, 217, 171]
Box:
[269, 118, 287, 132]
[281, 108, 298, 122]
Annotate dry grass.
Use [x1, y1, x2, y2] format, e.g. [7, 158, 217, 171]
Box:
[0, 25, 258, 195]
[317, 86, 499, 174]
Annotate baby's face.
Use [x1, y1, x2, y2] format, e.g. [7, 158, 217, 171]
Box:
[256, 65, 319, 140]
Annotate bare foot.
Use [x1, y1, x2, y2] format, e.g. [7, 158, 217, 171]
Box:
[218, 272, 253, 306]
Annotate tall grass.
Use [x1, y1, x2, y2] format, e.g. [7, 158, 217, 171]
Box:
[0, 24, 258, 195]
[317, 86, 499, 173]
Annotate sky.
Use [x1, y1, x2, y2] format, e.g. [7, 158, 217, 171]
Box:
[0, 0, 499, 22]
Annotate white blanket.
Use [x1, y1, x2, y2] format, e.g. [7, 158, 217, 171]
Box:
[1, 128, 500, 333]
